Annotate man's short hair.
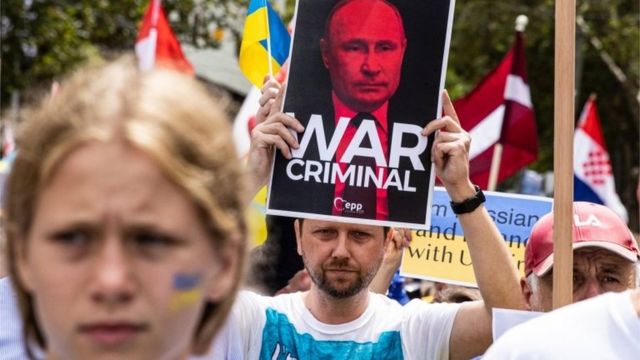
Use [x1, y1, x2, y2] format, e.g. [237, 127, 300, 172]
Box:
[323, 0, 406, 42]
[297, 218, 390, 238]
[524, 202, 639, 277]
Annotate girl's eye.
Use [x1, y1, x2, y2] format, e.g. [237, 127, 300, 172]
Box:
[48, 229, 93, 260]
[51, 230, 90, 247]
[131, 231, 182, 259]
[134, 232, 178, 248]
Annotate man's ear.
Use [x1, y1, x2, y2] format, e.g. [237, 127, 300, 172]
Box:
[520, 277, 533, 311]
[384, 228, 394, 250]
[319, 38, 331, 69]
[294, 219, 303, 256]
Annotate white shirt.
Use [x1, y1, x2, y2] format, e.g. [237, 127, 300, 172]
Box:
[209, 290, 460, 360]
[484, 290, 640, 359]
[1, 277, 460, 360]
[0, 276, 26, 359]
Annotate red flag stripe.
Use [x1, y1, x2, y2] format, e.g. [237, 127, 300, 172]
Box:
[454, 30, 538, 189]
[135, 0, 194, 75]
[577, 98, 606, 148]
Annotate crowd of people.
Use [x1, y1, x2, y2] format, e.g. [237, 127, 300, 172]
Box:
[0, 54, 636, 360]
[0, 0, 638, 359]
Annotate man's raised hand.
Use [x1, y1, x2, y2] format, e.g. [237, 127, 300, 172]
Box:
[247, 81, 305, 196]
[422, 90, 475, 201]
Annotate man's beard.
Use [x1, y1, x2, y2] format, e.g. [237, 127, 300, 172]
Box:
[304, 256, 378, 299]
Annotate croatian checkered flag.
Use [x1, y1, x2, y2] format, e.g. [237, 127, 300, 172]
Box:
[574, 95, 628, 222]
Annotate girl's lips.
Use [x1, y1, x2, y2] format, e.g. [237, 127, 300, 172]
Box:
[78, 322, 149, 346]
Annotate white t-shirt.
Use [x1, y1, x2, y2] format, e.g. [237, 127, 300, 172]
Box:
[0, 276, 26, 360]
[209, 290, 460, 360]
[484, 290, 640, 359]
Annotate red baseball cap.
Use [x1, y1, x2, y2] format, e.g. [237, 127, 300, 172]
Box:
[525, 202, 639, 276]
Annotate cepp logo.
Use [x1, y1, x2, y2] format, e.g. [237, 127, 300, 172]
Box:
[333, 197, 364, 214]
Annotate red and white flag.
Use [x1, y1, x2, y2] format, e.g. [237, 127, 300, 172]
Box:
[454, 29, 538, 189]
[135, 0, 194, 74]
[574, 95, 628, 222]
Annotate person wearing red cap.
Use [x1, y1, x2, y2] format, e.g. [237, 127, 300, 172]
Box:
[521, 201, 639, 312]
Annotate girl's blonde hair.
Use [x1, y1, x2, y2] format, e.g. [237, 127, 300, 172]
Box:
[5, 56, 248, 356]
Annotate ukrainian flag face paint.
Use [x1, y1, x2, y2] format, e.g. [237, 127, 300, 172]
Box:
[170, 273, 204, 311]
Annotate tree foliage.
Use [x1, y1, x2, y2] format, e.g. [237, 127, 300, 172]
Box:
[0, 0, 244, 105]
[445, 0, 639, 225]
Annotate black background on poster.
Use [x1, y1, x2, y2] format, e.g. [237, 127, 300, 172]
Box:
[268, 0, 453, 225]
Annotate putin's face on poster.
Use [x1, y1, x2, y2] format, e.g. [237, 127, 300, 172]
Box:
[320, 0, 407, 113]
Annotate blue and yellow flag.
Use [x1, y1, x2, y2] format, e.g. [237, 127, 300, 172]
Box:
[239, 0, 291, 88]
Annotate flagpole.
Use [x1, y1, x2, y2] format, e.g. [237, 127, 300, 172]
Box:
[552, 0, 576, 310]
[264, 0, 274, 78]
[487, 144, 502, 191]
[487, 15, 528, 191]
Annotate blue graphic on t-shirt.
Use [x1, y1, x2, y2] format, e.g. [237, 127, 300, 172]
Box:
[259, 308, 404, 359]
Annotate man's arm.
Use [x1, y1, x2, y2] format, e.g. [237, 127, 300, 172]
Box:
[245, 80, 307, 295]
[422, 91, 526, 360]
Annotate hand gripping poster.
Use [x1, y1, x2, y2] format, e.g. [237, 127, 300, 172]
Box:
[267, 0, 455, 228]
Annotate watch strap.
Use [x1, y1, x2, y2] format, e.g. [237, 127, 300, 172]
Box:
[450, 185, 486, 215]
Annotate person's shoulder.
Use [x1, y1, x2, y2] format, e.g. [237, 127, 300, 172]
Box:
[485, 291, 633, 359]
[369, 292, 403, 308]
[402, 297, 461, 313]
[369, 292, 460, 318]
[0, 275, 12, 290]
[0, 276, 28, 360]
[0, 276, 20, 317]
[270, 291, 305, 307]
[237, 289, 305, 312]
[536, 290, 628, 321]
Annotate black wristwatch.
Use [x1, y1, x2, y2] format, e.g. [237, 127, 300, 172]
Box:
[450, 185, 485, 215]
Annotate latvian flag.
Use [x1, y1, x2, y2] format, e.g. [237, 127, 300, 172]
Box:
[454, 29, 538, 189]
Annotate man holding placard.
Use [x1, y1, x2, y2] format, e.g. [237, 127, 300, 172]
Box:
[216, 75, 526, 358]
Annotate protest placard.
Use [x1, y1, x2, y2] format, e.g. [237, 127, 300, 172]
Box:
[266, 0, 455, 228]
[401, 187, 553, 286]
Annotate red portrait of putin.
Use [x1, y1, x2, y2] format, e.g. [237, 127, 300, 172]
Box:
[320, 0, 408, 220]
